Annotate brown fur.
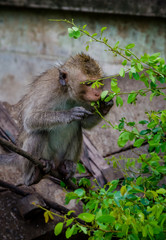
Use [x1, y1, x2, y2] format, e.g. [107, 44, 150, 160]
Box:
[6, 53, 113, 185]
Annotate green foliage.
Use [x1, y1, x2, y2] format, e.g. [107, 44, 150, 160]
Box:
[77, 162, 86, 174]
[54, 179, 166, 240]
[68, 27, 81, 39]
[54, 222, 64, 236]
[48, 20, 166, 239]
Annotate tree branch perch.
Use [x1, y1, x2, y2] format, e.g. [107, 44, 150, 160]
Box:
[0, 136, 77, 189]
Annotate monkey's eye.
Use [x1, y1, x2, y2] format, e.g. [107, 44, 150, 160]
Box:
[85, 81, 93, 86]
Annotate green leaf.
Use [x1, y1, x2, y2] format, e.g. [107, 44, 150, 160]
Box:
[127, 92, 137, 104]
[140, 198, 150, 206]
[137, 212, 145, 222]
[77, 163, 86, 174]
[132, 72, 140, 80]
[133, 127, 139, 135]
[125, 50, 132, 56]
[114, 191, 124, 207]
[66, 218, 74, 227]
[101, 27, 107, 33]
[105, 94, 114, 102]
[48, 211, 54, 220]
[161, 142, 166, 152]
[120, 185, 127, 196]
[156, 188, 166, 194]
[140, 53, 149, 62]
[65, 192, 78, 204]
[111, 79, 120, 93]
[118, 132, 130, 147]
[54, 222, 63, 236]
[68, 28, 74, 38]
[139, 129, 151, 135]
[72, 27, 79, 31]
[92, 33, 97, 37]
[122, 60, 127, 66]
[78, 213, 95, 222]
[149, 52, 160, 61]
[101, 90, 109, 100]
[60, 181, 66, 188]
[133, 138, 145, 148]
[79, 178, 91, 187]
[67, 210, 75, 216]
[119, 68, 125, 77]
[114, 41, 119, 49]
[161, 110, 166, 123]
[116, 96, 123, 107]
[107, 180, 119, 192]
[136, 176, 143, 185]
[74, 30, 81, 38]
[83, 25, 87, 29]
[147, 121, 157, 128]
[140, 74, 149, 87]
[139, 120, 149, 125]
[150, 92, 155, 101]
[147, 224, 154, 237]
[137, 63, 144, 71]
[84, 30, 90, 35]
[97, 215, 115, 224]
[156, 166, 166, 174]
[78, 225, 87, 234]
[111, 78, 117, 87]
[44, 211, 49, 223]
[74, 188, 85, 197]
[127, 121, 135, 126]
[112, 86, 120, 93]
[86, 45, 89, 51]
[66, 225, 76, 239]
[125, 43, 135, 49]
[103, 37, 108, 43]
[130, 67, 136, 73]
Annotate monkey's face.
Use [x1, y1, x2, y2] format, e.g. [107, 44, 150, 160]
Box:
[67, 69, 103, 104]
[78, 78, 103, 103]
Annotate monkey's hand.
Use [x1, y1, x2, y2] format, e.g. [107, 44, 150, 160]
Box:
[57, 160, 76, 179]
[39, 158, 55, 173]
[98, 98, 114, 115]
[68, 106, 92, 122]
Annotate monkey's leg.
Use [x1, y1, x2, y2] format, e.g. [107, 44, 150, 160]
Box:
[23, 161, 43, 186]
[23, 158, 55, 185]
[57, 160, 77, 180]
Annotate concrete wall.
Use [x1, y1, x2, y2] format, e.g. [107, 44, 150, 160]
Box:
[0, 6, 165, 155]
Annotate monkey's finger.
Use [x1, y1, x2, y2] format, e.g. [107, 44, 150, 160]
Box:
[73, 106, 92, 115]
[76, 109, 92, 115]
[71, 115, 83, 120]
[83, 110, 93, 115]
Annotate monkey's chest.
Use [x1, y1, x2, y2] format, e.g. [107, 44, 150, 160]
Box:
[48, 122, 82, 153]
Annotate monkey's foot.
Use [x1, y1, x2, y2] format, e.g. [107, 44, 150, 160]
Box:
[58, 160, 76, 179]
[39, 158, 55, 174]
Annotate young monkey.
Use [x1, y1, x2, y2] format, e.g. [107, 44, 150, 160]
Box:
[15, 53, 113, 185]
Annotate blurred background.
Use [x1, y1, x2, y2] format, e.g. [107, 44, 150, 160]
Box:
[0, 0, 166, 155]
[0, 0, 165, 104]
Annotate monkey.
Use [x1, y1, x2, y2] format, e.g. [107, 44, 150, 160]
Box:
[1, 53, 113, 186]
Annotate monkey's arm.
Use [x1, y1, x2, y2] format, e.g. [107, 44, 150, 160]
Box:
[81, 99, 114, 129]
[24, 107, 92, 131]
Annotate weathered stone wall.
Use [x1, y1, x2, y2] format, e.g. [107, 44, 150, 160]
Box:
[0, 6, 165, 156]
[0, 0, 166, 17]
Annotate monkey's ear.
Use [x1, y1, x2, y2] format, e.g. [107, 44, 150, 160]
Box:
[59, 70, 68, 86]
